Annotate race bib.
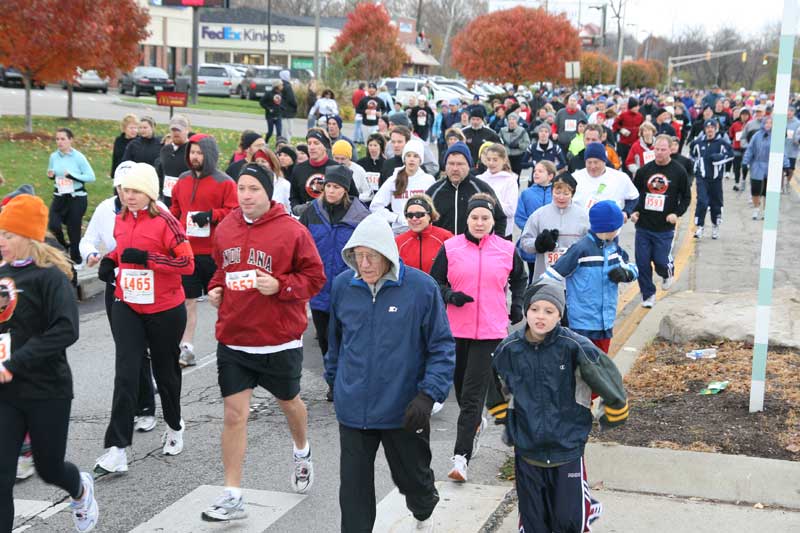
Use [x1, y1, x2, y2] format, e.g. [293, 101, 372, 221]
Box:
[121, 269, 154, 304]
[585, 196, 600, 210]
[644, 193, 666, 212]
[0, 333, 10, 363]
[365, 172, 380, 191]
[564, 119, 577, 132]
[643, 151, 656, 165]
[735, 131, 743, 141]
[546, 247, 568, 266]
[225, 270, 257, 291]
[646, 114, 652, 123]
[366, 109, 377, 121]
[186, 211, 211, 237]
[163, 175, 179, 197]
[417, 111, 427, 126]
[56, 177, 74, 194]
[787, 129, 795, 140]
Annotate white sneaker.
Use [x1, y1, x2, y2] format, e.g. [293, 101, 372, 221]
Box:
[661, 275, 674, 291]
[747, 196, 754, 207]
[291, 448, 314, 494]
[94, 446, 128, 474]
[179, 343, 196, 367]
[416, 516, 435, 532]
[70, 472, 99, 532]
[471, 416, 487, 459]
[693, 227, 703, 239]
[752, 208, 759, 220]
[162, 419, 185, 456]
[201, 490, 247, 522]
[641, 295, 655, 308]
[447, 454, 468, 482]
[16, 455, 34, 480]
[134, 415, 157, 432]
[431, 401, 444, 415]
[711, 225, 720, 240]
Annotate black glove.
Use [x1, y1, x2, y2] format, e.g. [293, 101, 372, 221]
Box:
[534, 229, 559, 253]
[608, 266, 634, 283]
[121, 248, 149, 266]
[509, 304, 524, 324]
[403, 392, 434, 433]
[191, 210, 212, 227]
[97, 257, 116, 284]
[448, 291, 474, 307]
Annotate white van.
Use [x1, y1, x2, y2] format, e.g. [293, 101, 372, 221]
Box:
[379, 77, 465, 106]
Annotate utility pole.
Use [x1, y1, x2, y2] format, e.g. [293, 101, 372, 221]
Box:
[416, 0, 423, 35]
[190, 6, 199, 105]
[612, 0, 626, 88]
[313, 0, 320, 78]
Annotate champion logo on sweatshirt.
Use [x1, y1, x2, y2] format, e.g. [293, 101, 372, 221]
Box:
[388, 306, 398, 313]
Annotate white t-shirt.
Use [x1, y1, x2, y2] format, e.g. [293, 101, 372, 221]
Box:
[572, 167, 640, 212]
[369, 168, 435, 234]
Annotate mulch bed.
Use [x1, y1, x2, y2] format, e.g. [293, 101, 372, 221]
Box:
[1, 131, 54, 142]
[591, 341, 800, 461]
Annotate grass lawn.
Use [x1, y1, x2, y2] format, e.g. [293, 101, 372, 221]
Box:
[120, 95, 264, 116]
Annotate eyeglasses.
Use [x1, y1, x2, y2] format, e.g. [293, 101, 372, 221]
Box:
[354, 252, 381, 264]
[405, 212, 429, 219]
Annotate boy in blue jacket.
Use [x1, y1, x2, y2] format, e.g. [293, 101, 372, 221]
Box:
[543, 200, 638, 353]
[493, 282, 628, 533]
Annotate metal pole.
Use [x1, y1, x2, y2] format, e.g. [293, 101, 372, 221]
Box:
[190, 6, 199, 105]
[267, 0, 272, 66]
[313, 0, 320, 78]
[614, 0, 625, 88]
[600, 4, 607, 47]
[749, 0, 796, 413]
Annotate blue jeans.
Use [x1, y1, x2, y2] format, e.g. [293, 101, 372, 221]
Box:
[353, 115, 364, 143]
[694, 176, 723, 227]
[635, 227, 674, 300]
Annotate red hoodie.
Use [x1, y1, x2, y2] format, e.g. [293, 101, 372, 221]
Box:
[613, 110, 644, 146]
[210, 202, 326, 348]
[170, 134, 238, 255]
[396, 224, 453, 274]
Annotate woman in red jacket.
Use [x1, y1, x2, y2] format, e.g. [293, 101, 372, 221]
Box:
[95, 163, 195, 475]
[395, 194, 453, 274]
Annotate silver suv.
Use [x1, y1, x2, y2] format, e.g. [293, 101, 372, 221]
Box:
[176, 63, 233, 97]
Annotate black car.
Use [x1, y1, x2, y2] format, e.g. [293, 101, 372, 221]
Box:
[119, 66, 174, 97]
[0, 65, 46, 89]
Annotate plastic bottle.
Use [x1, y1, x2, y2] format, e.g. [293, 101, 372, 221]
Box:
[685, 348, 717, 360]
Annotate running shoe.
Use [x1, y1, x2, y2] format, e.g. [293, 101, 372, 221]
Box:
[291, 448, 314, 494]
[94, 446, 128, 474]
[693, 227, 704, 239]
[201, 491, 247, 522]
[641, 295, 655, 308]
[447, 454, 468, 482]
[325, 384, 334, 402]
[661, 275, 674, 291]
[70, 472, 99, 532]
[471, 416, 488, 459]
[711, 225, 720, 240]
[179, 343, 196, 367]
[431, 401, 445, 415]
[134, 415, 157, 432]
[162, 419, 185, 456]
[16, 454, 34, 480]
[752, 208, 759, 220]
[416, 516, 435, 532]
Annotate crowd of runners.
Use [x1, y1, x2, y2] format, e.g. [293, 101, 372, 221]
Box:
[1, 75, 798, 533]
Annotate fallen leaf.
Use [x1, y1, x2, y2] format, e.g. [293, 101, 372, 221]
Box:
[754, 503, 765, 509]
[786, 444, 800, 453]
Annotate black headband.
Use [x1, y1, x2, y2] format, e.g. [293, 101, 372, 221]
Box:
[306, 130, 331, 149]
[466, 199, 494, 216]
[404, 197, 432, 215]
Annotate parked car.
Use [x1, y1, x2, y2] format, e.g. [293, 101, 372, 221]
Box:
[175, 63, 233, 97]
[223, 64, 245, 95]
[379, 77, 463, 106]
[62, 68, 109, 93]
[238, 65, 282, 100]
[119, 66, 174, 97]
[0, 65, 45, 89]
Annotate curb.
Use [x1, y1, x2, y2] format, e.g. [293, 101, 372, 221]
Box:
[77, 269, 104, 301]
[110, 98, 263, 120]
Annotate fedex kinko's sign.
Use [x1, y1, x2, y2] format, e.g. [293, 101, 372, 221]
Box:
[201, 25, 286, 43]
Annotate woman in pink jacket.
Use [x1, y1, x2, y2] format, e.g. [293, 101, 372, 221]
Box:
[430, 193, 526, 482]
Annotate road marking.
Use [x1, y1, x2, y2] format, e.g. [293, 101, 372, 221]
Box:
[182, 351, 217, 377]
[373, 481, 510, 532]
[11, 499, 68, 532]
[129, 485, 305, 533]
[88, 96, 96, 102]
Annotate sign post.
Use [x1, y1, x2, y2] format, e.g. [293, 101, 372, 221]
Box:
[156, 91, 189, 119]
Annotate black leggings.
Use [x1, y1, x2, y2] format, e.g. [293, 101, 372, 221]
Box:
[104, 301, 186, 448]
[311, 308, 330, 356]
[49, 195, 88, 264]
[0, 398, 82, 531]
[733, 153, 748, 184]
[104, 283, 155, 417]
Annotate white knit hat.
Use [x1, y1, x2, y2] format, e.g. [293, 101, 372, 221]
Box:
[120, 163, 160, 201]
[113, 160, 136, 187]
[402, 138, 426, 162]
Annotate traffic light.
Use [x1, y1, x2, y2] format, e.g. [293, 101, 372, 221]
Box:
[741, 51, 747, 63]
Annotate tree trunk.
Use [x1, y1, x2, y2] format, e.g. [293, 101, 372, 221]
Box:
[67, 85, 74, 120]
[439, 2, 458, 72]
[24, 74, 32, 133]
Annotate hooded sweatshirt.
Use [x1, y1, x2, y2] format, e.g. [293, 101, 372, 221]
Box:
[477, 169, 518, 236]
[169, 134, 238, 255]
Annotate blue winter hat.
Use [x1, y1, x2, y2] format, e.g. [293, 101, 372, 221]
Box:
[326, 114, 343, 129]
[584, 142, 607, 162]
[444, 141, 474, 168]
[589, 200, 624, 233]
[703, 118, 718, 129]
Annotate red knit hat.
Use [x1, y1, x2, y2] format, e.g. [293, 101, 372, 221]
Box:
[0, 194, 48, 242]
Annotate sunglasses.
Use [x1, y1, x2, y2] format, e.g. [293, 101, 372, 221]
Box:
[405, 212, 429, 219]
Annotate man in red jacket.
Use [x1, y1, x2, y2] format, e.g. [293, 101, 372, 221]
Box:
[613, 97, 645, 175]
[170, 133, 238, 367]
[200, 163, 325, 523]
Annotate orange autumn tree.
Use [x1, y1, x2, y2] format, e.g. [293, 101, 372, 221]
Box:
[0, 0, 149, 132]
[580, 52, 616, 86]
[451, 7, 581, 85]
[330, 3, 408, 81]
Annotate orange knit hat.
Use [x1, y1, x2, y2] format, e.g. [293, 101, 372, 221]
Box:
[0, 194, 49, 242]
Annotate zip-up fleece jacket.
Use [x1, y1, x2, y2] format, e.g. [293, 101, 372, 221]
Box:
[0, 263, 79, 400]
[743, 128, 790, 181]
[690, 133, 733, 180]
[109, 207, 195, 314]
[613, 110, 644, 146]
[395, 224, 453, 274]
[122, 135, 163, 167]
[430, 233, 526, 340]
[325, 213, 455, 429]
[493, 325, 628, 464]
[210, 203, 326, 348]
[544, 232, 638, 338]
[170, 134, 238, 255]
[426, 174, 508, 236]
[519, 202, 589, 281]
[625, 138, 654, 174]
[300, 197, 370, 312]
[499, 126, 530, 157]
[520, 141, 567, 170]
